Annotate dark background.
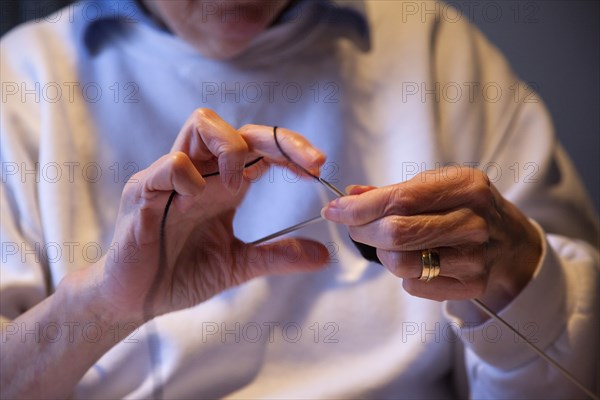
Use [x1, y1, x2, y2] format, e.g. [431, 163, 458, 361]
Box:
[466, 0, 599, 212]
[1, 0, 598, 211]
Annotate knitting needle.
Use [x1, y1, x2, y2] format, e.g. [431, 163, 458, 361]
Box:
[250, 200, 596, 399]
[248, 215, 324, 245]
[317, 177, 346, 197]
[249, 177, 346, 246]
[470, 299, 598, 400]
[250, 216, 597, 399]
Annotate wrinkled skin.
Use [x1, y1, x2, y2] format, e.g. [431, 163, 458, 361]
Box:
[96, 108, 329, 323]
[322, 168, 542, 312]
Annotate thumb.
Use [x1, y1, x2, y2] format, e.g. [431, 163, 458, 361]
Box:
[241, 238, 329, 279]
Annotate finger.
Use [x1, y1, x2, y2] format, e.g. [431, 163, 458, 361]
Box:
[402, 276, 487, 301]
[322, 168, 494, 225]
[376, 246, 485, 280]
[134, 152, 206, 212]
[347, 209, 489, 251]
[239, 124, 326, 177]
[120, 152, 206, 242]
[240, 238, 329, 280]
[142, 152, 205, 196]
[172, 108, 249, 193]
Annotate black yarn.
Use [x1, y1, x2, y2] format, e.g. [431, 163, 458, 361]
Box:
[148, 156, 263, 311]
[203, 156, 264, 178]
[350, 239, 382, 264]
[146, 156, 264, 319]
[145, 156, 263, 399]
[273, 126, 321, 180]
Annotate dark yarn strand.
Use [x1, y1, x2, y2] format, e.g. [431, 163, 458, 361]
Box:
[203, 156, 264, 178]
[272, 126, 381, 264]
[147, 156, 264, 321]
[142, 189, 175, 400]
[273, 126, 320, 180]
[144, 156, 263, 399]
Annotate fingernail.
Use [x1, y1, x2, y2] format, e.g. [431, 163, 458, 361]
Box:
[306, 148, 325, 167]
[308, 166, 321, 177]
[320, 206, 331, 220]
[309, 147, 325, 161]
[321, 201, 342, 221]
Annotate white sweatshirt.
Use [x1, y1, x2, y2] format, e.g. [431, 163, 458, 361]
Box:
[1, 1, 598, 398]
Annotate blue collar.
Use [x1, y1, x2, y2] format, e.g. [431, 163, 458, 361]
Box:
[72, 0, 158, 54]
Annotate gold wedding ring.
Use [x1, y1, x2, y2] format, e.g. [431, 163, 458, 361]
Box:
[419, 249, 440, 282]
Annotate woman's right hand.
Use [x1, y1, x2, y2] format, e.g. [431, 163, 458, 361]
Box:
[77, 109, 330, 325]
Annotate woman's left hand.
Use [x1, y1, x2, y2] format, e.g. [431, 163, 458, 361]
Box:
[321, 167, 543, 312]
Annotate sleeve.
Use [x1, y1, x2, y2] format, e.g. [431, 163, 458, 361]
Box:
[428, 6, 599, 398]
[0, 28, 50, 323]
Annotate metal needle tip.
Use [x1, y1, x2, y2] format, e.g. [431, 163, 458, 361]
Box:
[318, 177, 345, 198]
[248, 215, 324, 246]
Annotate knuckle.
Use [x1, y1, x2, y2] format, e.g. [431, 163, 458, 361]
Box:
[470, 174, 495, 209]
[380, 216, 405, 248]
[386, 250, 404, 267]
[233, 139, 250, 154]
[170, 150, 188, 164]
[479, 170, 492, 187]
[169, 151, 191, 174]
[215, 142, 231, 157]
[380, 250, 406, 277]
[385, 186, 411, 215]
[194, 107, 218, 121]
[467, 216, 490, 244]
[388, 216, 422, 249]
[378, 249, 395, 271]
[122, 178, 140, 200]
[215, 141, 247, 161]
[193, 115, 213, 137]
[238, 124, 258, 134]
[382, 215, 400, 235]
[214, 138, 248, 159]
[137, 196, 155, 216]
